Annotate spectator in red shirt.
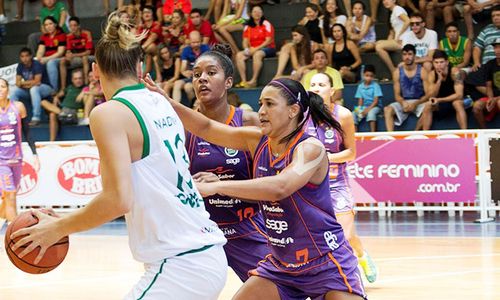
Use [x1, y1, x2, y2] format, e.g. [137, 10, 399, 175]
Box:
[162, 9, 187, 55]
[59, 17, 93, 93]
[235, 5, 276, 88]
[36, 16, 66, 91]
[185, 8, 217, 46]
[163, 0, 192, 23]
[138, 5, 162, 75]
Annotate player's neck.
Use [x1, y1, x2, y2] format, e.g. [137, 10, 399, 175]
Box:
[198, 100, 231, 124]
[102, 77, 139, 100]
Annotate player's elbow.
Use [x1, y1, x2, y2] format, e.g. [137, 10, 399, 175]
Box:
[268, 180, 293, 201]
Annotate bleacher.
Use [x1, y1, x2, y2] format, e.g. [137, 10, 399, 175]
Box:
[0, 0, 498, 141]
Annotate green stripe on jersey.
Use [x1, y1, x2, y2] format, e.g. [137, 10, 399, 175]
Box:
[112, 97, 150, 159]
[112, 83, 145, 99]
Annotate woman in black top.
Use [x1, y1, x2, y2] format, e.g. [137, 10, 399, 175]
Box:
[154, 46, 180, 97]
[298, 3, 323, 46]
[327, 23, 362, 83]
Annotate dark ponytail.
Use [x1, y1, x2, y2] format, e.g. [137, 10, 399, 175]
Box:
[268, 78, 343, 145]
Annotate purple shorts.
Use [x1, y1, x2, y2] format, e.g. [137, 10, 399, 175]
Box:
[249, 244, 367, 300]
[330, 185, 354, 214]
[0, 164, 22, 192]
[221, 213, 271, 282]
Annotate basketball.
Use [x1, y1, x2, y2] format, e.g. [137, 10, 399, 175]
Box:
[4, 210, 69, 274]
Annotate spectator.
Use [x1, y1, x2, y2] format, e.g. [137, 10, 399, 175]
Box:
[422, 0, 458, 30]
[320, 0, 347, 44]
[139, 0, 164, 21]
[163, 0, 192, 23]
[213, 0, 249, 54]
[375, 0, 410, 74]
[227, 91, 253, 111]
[117, 4, 141, 28]
[298, 3, 323, 46]
[235, 5, 276, 88]
[27, 0, 68, 53]
[36, 16, 66, 92]
[162, 9, 187, 55]
[473, 39, 500, 128]
[328, 23, 362, 83]
[137, 5, 162, 75]
[184, 8, 217, 46]
[421, 50, 466, 130]
[204, 0, 224, 24]
[40, 69, 86, 141]
[172, 31, 209, 104]
[302, 49, 344, 104]
[154, 46, 181, 97]
[439, 22, 472, 68]
[273, 25, 313, 81]
[59, 16, 93, 93]
[80, 70, 104, 121]
[384, 44, 430, 131]
[464, 0, 498, 40]
[10, 47, 54, 125]
[353, 65, 383, 131]
[0, 0, 6, 24]
[399, 12, 438, 71]
[347, 1, 376, 52]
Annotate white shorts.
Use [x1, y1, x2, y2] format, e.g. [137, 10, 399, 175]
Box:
[124, 244, 228, 300]
[389, 100, 425, 126]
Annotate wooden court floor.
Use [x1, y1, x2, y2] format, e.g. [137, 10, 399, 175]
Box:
[0, 235, 498, 300]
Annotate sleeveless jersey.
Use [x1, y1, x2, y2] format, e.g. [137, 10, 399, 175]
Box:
[186, 106, 260, 225]
[0, 101, 22, 163]
[112, 84, 226, 263]
[253, 132, 346, 266]
[305, 105, 349, 189]
[440, 36, 469, 67]
[399, 64, 425, 100]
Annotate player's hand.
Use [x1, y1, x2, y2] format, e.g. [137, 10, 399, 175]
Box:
[142, 73, 169, 99]
[193, 172, 220, 183]
[10, 209, 63, 264]
[195, 182, 219, 197]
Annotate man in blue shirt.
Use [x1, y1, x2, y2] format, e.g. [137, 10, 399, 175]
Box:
[353, 65, 383, 132]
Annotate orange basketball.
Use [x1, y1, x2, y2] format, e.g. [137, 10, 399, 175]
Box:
[4, 209, 69, 274]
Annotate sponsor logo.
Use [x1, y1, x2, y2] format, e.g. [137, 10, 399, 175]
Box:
[268, 236, 294, 247]
[197, 141, 210, 146]
[218, 174, 235, 180]
[262, 204, 284, 213]
[266, 219, 288, 234]
[226, 158, 240, 165]
[200, 224, 220, 234]
[18, 161, 37, 196]
[208, 198, 242, 206]
[57, 156, 102, 195]
[324, 129, 334, 139]
[206, 166, 232, 174]
[8, 112, 17, 125]
[224, 147, 239, 157]
[197, 148, 210, 156]
[153, 116, 177, 129]
[324, 231, 339, 251]
[222, 227, 237, 236]
[258, 166, 268, 172]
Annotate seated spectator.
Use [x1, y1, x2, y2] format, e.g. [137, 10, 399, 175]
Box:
[298, 3, 323, 46]
[422, 0, 458, 30]
[0, 0, 6, 24]
[172, 31, 209, 104]
[384, 44, 430, 131]
[464, 0, 498, 40]
[36, 16, 66, 92]
[184, 8, 217, 46]
[273, 25, 313, 81]
[40, 69, 86, 141]
[235, 5, 276, 88]
[213, 0, 249, 54]
[80, 70, 104, 123]
[163, 0, 192, 23]
[227, 91, 254, 111]
[137, 5, 162, 75]
[139, 0, 164, 21]
[399, 12, 438, 71]
[353, 65, 383, 132]
[327, 23, 362, 83]
[59, 16, 93, 93]
[205, 0, 224, 24]
[439, 22, 472, 68]
[375, 0, 410, 74]
[473, 39, 500, 128]
[421, 50, 466, 130]
[27, 0, 68, 54]
[154, 46, 181, 97]
[302, 49, 344, 104]
[162, 9, 187, 55]
[117, 4, 141, 28]
[347, 1, 376, 52]
[320, 0, 347, 44]
[10, 47, 54, 125]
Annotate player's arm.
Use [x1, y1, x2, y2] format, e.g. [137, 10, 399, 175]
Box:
[197, 138, 327, 202]
[392, 68, 404, 104]
[328, 107, 356, 163]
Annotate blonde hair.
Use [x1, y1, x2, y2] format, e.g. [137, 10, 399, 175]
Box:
[95, 12, 146, 78]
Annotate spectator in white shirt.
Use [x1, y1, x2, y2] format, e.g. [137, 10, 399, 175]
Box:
[399, 12, 438, 71]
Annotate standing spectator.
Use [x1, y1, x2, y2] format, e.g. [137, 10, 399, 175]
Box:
[464, 0, 498, 40]
[172, 31, 209, 104]
[154, 46, 181, 97]
[375, 0, 410, 74]
[353, 65, 383, 131]
[302, 49, 344, 104]
[347, 1, 376, 52]
[423, 0, 458, 30]
[41, 69, 86, 141]
[162, 9, 187, 55]
[137, 5, 162, 75]
[298, 3, 323, 46]
[320, 0, 347, 44]
[421, 50, 466, 130]
[36, 16, 66, 92]
[439, 22, 472, 68]
[59, 16, 93, 93]
[235, 5, 276, 88]
[399, 12, 438, 71]
[273, 25, 313, 80]
[213, 0, 249, 54]
[163, 0, 192, 23]
[184, 8, 217, 46]
[328, 23, 362, 83]
[473, 39, 500, 128]
[384, 44, 430, 131]
[10, 48, 54, 125]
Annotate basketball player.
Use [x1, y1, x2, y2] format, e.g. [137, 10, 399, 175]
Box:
[0, 78, 39, 223]
[187, 44, 270, 282]
[144, 76, 367, 300]
[307, 72, 378, 283]
[11, 13, 227, 300]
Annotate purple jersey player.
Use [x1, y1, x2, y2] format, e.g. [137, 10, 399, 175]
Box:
[145, 76, 367, 300]
[186, 45, 270, 282]
[0, 78, 39, 222]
